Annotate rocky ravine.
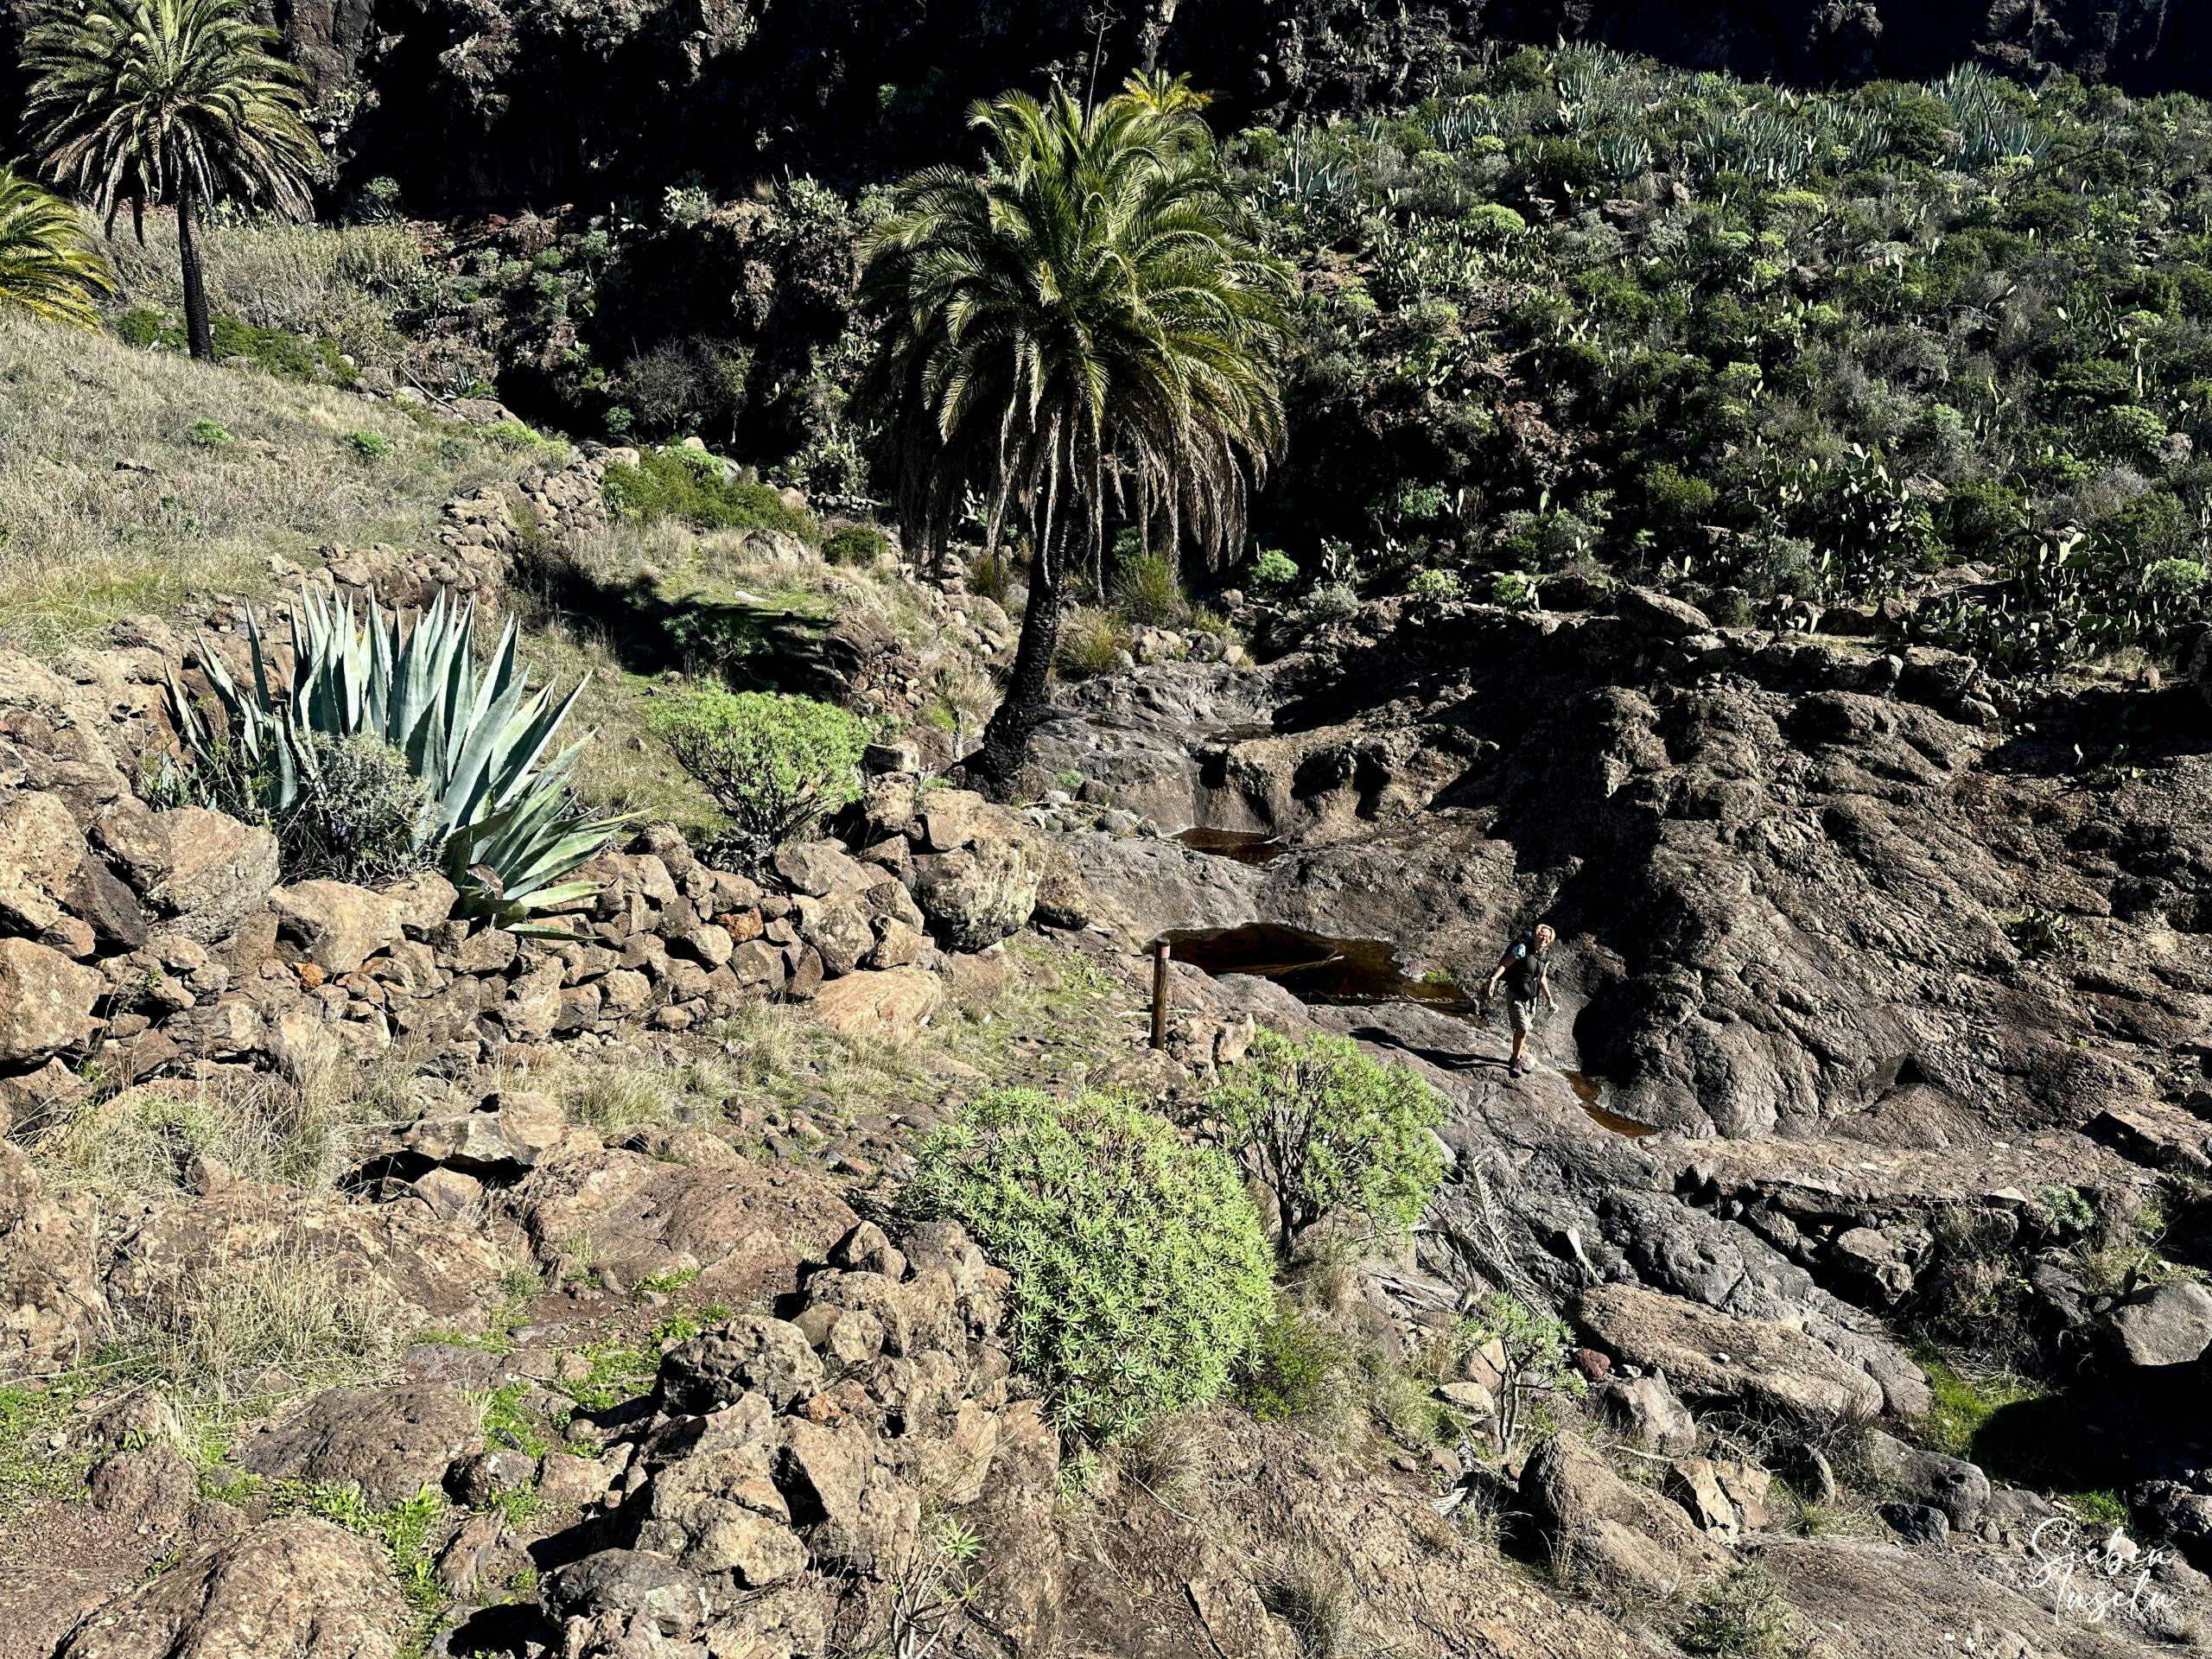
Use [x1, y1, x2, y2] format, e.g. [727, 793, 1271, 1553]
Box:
[6, 500, 2212, 1658]
[1046, 587, 2212, 1649]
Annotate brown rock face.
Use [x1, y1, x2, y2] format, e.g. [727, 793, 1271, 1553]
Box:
[1520, 1433, 1727, 1602]
[55, 1516, 410, 1659]
[93, 802, 278, 943]
[505, 1147, 857, 1299]
[268, 880, 407, 975]
[1573, 1284, 1887, 1428]
[0, 789, 83, 932]
[239, 1380, 482, 1509]
[0, 1142, 105, 1370]
[809, 966, 944, 1045]
[0, 936, 100, 1065]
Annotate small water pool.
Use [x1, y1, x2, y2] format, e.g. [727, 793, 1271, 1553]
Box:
[1173, 827, 1290, 867]
[1158, 922, 1467, 1008]
[1568, 1071, 1661, 1138]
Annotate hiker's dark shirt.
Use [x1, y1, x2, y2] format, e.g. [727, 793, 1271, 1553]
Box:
[1503, 938, 1544, 1002]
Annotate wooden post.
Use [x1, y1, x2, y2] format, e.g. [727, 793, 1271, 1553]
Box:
[1151, 941, 1172, 1051]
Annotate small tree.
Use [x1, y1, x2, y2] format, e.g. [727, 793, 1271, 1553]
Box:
[1208, 1028, 1447, 1254]
[902, 1088, 1274, 1443]
[648, 689, 868, 847]
[1460, 1292, 1586, 1452]
[28, 0, 323, 362]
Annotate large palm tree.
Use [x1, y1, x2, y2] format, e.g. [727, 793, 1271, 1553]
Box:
[860, 73, 1291, 791]
[25, 0, 321, 360]
[0, 165, 113, 327]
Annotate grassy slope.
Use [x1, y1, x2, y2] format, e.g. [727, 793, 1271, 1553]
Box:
[0, 316, 521, 658]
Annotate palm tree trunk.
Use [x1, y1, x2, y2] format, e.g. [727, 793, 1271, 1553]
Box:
[969, 560, 1065, 795]
[177, 182, 213, 361]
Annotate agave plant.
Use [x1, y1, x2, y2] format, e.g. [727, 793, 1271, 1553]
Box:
[167, 586, 624, 927]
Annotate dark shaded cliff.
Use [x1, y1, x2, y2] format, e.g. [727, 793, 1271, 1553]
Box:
[6, 0, 2192, 207]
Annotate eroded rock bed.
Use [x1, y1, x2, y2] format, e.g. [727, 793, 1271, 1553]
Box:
[3, 538, 2209, 1658]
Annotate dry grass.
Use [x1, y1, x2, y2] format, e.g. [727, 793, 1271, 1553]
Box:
[35, 1039, 435, 1195]
[118, 1235, 403, 1408]
[529, 1052, 747, 1137]
[90, 211, 425, 365]
[0, 315, 523, 657]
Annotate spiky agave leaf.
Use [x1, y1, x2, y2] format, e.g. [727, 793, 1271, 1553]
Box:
[168, 585, 623, 917]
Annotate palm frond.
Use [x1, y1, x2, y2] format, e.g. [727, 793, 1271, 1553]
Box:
[0, 165, 112, 327]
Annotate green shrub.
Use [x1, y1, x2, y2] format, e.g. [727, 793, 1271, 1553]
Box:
[647, 688, 867, 847]
[1249, 547, 1300, 592]
[602, 448, 822, 542]
[481, 419, 550, 454]
[1678, 1567, 1803, 1659]
[1641, 461, 1719, 526]
[184, 419, 233, 448]
[902, 1088, 1274, 1443]
[1208, 1028, 1447, 1251]
[1111, 550, 1186, 626]
[209, 315, 321, 379]
[340, 429, 396, 460]
[1464, 202, 1528, 242]
[1057, 607, 1128, 677]
[280, 733, 435, 886]
[2145, 557, 2209, 597]
[1407, 568, 1464, 607]
[1942, 479, 2026, 561]
[1491, 571, 1541, 611]
[116, 305, 181, 349]
[823, 523, 893, 567]
[1459, 1292, 1586, 1449]
[1238, 1301, 1348, 1423]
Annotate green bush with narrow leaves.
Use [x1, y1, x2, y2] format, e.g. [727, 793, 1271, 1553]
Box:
[602, 447, 821, 541]
[1237, 1300, 1348, 1423]
[823, 523, 892, 566]
[647, 688, 867, 846]
[1209, 1028, 1447, 1252]
[1110, 550, 1185, 626]
[903, 1088, 1274, 1443]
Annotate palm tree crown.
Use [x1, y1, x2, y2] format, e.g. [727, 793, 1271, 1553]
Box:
[25, 0, 322, 357]
[28, 0, 321, 229]
[859, 73, 1290, 783]
[0, 166, 114, 328]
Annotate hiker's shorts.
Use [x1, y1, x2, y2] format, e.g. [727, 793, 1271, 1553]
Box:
[1510, 999, 1536, 1035]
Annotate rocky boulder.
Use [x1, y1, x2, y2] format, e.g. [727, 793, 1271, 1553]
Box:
[0, 1143, 105, 1370]
[0, 789, 85, 935]
[912, 837, 1044, 952]
[1572, 1284, 1885, 1428]
[92, 800, 278, 944]
[267, 880, 406, 976]
[2101, 1281, 2212, 1370]
[505, 1148, 855, 1299]
[402, 1090, 570, 1175]
[901, 788, 1052, 950]
[1520, 1433, 1726, 1602]
[238, 1380, 481, 1509]
[1854, 1427, 1990, 1531]
[1595, 1370, 1698, 1456]
[55, 1516, 408, 1659]
[0, 937, 101, 1065]
[810, 966, 944, 1045]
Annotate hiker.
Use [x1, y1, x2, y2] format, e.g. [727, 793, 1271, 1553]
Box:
[1486, 923, 1558, 1077]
